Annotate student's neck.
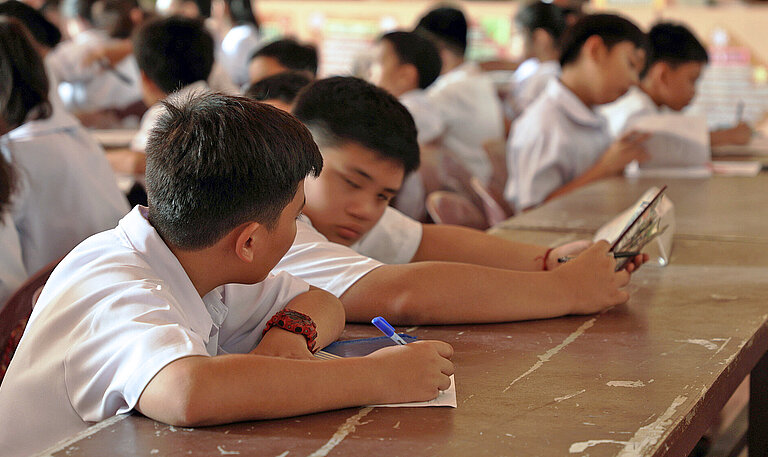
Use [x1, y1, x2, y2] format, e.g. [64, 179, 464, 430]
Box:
[536, 49, 559, 63]
[559, 67, 597, 108]
[168, 245, 228, 298]
[441, 53, 465, 74]
[638, 80, 665, 108]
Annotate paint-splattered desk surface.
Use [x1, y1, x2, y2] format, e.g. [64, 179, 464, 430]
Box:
[495, 174, 768, 244]
[39, 236, 768, 457]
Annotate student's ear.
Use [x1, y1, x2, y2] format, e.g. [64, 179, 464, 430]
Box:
[655, 62, 673, 86]
[233, 221, 266, 263]
[532, 28, 553, 50]
[583, 35, 607, 63]
[139, 71, 166, 106]
[400, 63, 420, 91]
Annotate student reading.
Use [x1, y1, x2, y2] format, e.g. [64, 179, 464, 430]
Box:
[0, 93, 455, 457]
[600, 22, 752, 147]
[504, 13, 651, 211]
[242, 76, 646, 326]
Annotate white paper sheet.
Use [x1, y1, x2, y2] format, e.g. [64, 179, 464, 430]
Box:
[629, 114, 710, 168]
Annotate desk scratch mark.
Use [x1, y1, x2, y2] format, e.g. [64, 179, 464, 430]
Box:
[615, 395, 688, 456]
[711, 337, 733, 360]
[503, 318, 596, 393]
[675, 339, 718, 351]
[555, 389, 586, 403]
[307, 407, 373, 457]
[607, 380, 645, 388]
[217, 445, 240, 455]
[275, 452, 289, 457]
[569, 439, 629, 453]
[35, 414, 129, 457]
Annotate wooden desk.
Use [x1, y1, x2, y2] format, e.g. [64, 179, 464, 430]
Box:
[40, 236, 768, 457]
[496, 175, 768, 243]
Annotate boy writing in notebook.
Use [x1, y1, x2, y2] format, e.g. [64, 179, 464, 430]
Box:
[600, 22, 752, 147]
[0, 93, 454, 457]
[504, 14, 651, 211]
[244, 76, 646, 326]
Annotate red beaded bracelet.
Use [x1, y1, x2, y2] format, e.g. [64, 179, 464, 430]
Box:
[262, 309, 319, 353]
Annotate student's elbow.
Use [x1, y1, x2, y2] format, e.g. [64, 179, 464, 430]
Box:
[138, 358, 212, 427]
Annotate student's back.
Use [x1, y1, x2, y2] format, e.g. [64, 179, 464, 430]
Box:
[0, 19, 129, 274]
[416, 7, 504, 184]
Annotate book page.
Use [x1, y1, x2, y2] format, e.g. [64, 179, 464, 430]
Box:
[628, 114, 710, 168]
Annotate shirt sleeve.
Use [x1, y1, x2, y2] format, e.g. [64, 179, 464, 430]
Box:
[352, 207, 423, 264]
[272, 218, 383, 297]
[64, 282, 210, 422]
[218, 272, 311, 353]
[508, 122, 567, 210]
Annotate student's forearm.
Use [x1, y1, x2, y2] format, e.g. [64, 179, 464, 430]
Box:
[340, 262, 571, 325]
[137, 355, 389, 426]
[413, 224, 548, 270]
[283, 286, 345, 348]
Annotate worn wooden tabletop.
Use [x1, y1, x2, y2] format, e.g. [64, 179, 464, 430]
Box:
[39, 232, 768, 457]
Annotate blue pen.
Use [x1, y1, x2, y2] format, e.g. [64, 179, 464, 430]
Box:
[372, 316, 407, 345]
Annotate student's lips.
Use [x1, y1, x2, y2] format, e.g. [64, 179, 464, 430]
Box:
[335, 225, 362, 241]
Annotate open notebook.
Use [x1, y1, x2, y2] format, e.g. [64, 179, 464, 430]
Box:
[315, 335, 457, 408]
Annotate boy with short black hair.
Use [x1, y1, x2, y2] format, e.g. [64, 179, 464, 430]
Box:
[244, 70, 312, 112]
[0, 92, 455, 457]
[504, 13, 651, 211]
[251, 76, 646, 326]
[248, 38, 318, 85]
[601, 22, 751, 147]
[414, 6, 505, 184]
[508, 1, 567, 119]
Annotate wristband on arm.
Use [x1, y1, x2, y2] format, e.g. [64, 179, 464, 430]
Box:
[262, 309, 319, 353]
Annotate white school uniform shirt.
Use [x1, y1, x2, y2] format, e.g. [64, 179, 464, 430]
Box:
[0, 108, 130, 275]
[0, 207, 310, 457]
[218, 24, 261, 88]
[504, 78, 612, 211]
[507, 59, 561, 120]
[45, 30, 143, 112]
[130, 81, 210, 152]
[600, 86, 660, 137]
[0, 211, 27, 308]
[271, 207, 422, 297]
[427, 61, 505, 184]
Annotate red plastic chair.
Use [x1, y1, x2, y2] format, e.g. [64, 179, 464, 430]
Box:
[426, 191, 489, 230]
[0, 257, 60, 382]
[470, 176, 514, 226]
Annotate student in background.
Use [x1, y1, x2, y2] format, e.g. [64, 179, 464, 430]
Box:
[244, 76, 647, 326]
[0, 92, 456, 457]
[244, 71, 312, 112]
[46, 0, 145, 117]
[0, 18, 129, 280]
[504, 14, 650, 212]
[112, 16, 214, 175]
[600, 22, 752, 147]
[210, 0, 260, 87]
[507, 1, 567, 120]
[0, 119, 26, 307]
[248, 38, 319, 85]
[415, 6, 505, 185]
[369, 30, 443, 221]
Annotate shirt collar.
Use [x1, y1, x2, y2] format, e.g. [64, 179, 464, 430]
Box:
[546, 78, 607, 129]
[118, 206, 216, 340]
[4, 107, 81, 141]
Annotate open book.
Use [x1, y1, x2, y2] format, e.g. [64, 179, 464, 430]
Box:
[593, 186, 671, 270]
[315, 336, 457, 408]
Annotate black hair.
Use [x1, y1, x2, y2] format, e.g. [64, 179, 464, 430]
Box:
[380, 31, 442, 90]
[244, 71, 312, 105]
[415, 5, 468, 57]
[92, 0, 141, 39]
[190, 0, 211, 18]
[222, 0, 258, 29]
[146, 92, 322, 250]
[559, 13, 647, 67]
[0, 0, 62, 48]
[515, 1, 566, 43]
[641, 22, 708, 79]
[0, 17, 51, 130]
[292, 76, 420, 175]
[0, 142, 15, 217]
[61, 0, 97, 22]
[251, 39, 318, 77]
[134, 16, 214, 95]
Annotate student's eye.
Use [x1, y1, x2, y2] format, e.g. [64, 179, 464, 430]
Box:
[343, 177, 361, 189]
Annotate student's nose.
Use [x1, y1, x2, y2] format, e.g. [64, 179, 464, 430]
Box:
[346, 196, 378, 221]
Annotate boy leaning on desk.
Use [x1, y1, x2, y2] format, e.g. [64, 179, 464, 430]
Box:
[0, 93, 455, 457]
